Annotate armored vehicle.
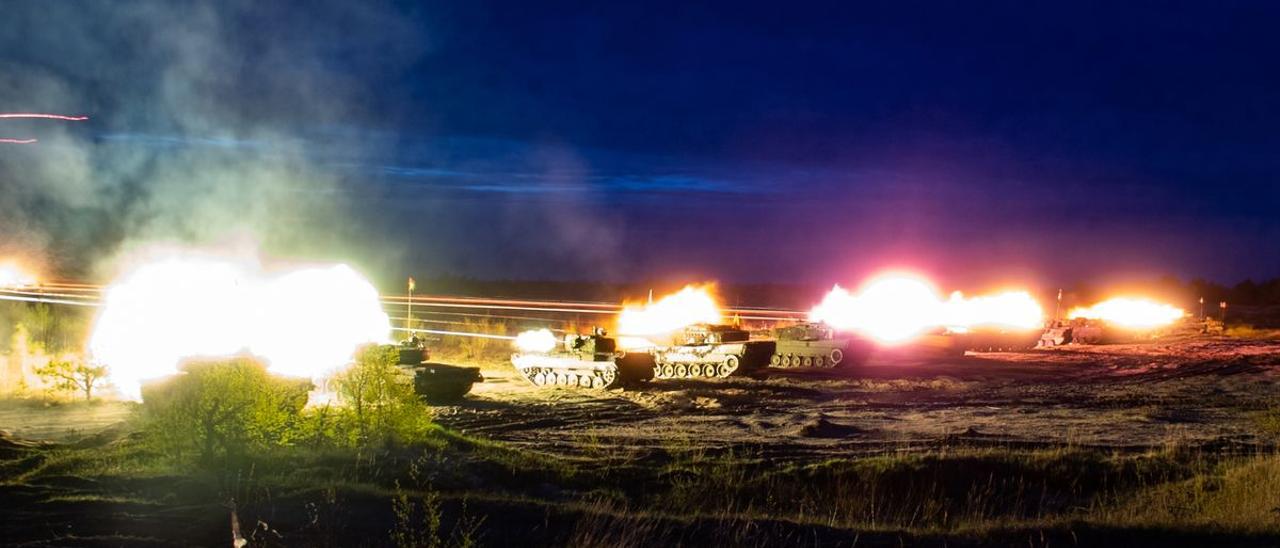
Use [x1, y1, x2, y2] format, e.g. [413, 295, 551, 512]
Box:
[394, 338, 483, 404]
[651, 324, 775, 379]
[958, 327, 1043, 351]
[768, 322, 865, 368]
[1039, 316, 1218, 347]
[1038, 318, 1132, 347]
[512, 330, 654, 389]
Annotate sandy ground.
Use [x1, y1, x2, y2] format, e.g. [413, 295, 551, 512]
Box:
[1, 337, 1276, 459]
[434, 337, 1280, 461]
[0, 401, 133, 442]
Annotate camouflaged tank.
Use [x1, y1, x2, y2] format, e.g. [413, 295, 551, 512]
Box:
[651, 324, 775, 379]
[1037, 319, 1111, 347]
[868, 328, 968, 358]
[958, 327, 1043, 351]
[768, 322, 866, 368]
[394, 339, 483, 404]
[1038, 316, 1215, 347]
[511, 331, 654, 389]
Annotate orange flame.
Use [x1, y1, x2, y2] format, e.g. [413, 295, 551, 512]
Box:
[1067, 297, 1184, 329]
[616, 284, 721, 348]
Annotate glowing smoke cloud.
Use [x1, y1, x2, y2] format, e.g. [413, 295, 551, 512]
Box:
[89, 255, 390, 399]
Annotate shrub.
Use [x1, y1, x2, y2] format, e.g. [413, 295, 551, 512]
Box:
[330, 344, 432, 446]
[140, 357, 312, 463]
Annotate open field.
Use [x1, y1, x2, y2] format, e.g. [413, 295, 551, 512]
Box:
[449, 338, 1280, 458]
[3, 337, 1280, 546]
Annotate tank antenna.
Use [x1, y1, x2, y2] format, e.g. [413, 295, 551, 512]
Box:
[407, 277, 416, 333]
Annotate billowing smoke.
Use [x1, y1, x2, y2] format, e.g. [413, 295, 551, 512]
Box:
[0, 1, 426, 277]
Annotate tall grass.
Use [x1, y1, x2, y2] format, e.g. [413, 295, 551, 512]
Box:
[1092, 453, 1280, 534]
[430, 319, 511, 363]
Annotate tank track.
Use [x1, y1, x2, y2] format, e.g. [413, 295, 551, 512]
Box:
[768, 348, 844, 368]
[512, 350, 657, 389]
[517, 365, 620, 389]
[652, 356, 741, 379]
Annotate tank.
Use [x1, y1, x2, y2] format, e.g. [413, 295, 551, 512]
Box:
[768, 322, 866, 368]
[511, 331, 655, 389]
[1037, 319, 1113, 347]
[394, 339, 483, 404]
[651, 324, 775, 379]
[1039, 317, 1219, 347]
[868, 328, 968, 358]
[957, 327, 1043, 351]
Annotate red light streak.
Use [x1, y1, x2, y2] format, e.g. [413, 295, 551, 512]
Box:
[0, 113, 89, 121]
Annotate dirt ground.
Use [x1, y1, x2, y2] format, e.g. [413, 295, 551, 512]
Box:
[4, 337, 1275, 458]
[3, 337, 1280, 546]
[438, 337, 1280, 461]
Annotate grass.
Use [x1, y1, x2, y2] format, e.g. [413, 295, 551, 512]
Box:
[1256, 403, 1280, 441]
[1093, 453, 1280, 534]
[4, 400, 1280, 545]
[1224, 324, 1280, 340]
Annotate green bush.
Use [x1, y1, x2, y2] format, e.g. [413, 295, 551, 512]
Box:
[140, 357, 312, 463]
[329, 344, 433, 446]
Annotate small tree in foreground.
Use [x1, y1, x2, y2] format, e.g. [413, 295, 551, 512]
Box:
[331, 344, 432, 446]
[34, 357, 108, 401]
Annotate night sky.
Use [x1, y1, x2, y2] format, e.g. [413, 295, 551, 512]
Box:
[2, 1, 1279, 287]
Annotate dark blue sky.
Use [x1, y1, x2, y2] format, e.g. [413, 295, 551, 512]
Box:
[2, 1, 1279, 287]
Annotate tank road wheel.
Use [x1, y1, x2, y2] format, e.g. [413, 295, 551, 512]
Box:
[781, 355, 792, 367]
[690, 363, 704, 377]
[829, 348, 844, 366]
[802, 356, 814, 367]
[675, 364, 689, 378]
[579, 375, 593, 388]
[718, 356, 740, 378]
[662, 364, 675, 378]
[813, 356, 825, 368]
[705, 363, 718, 378]
[770, 354, 781, 366]
[534, 372, 547, 386]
